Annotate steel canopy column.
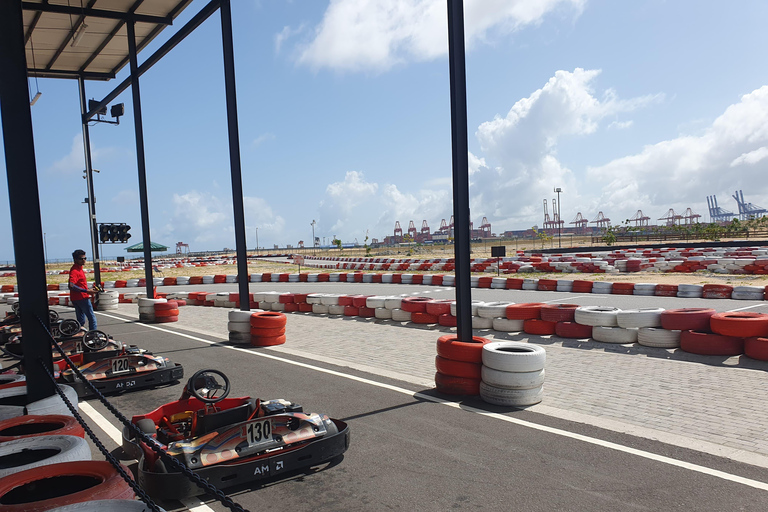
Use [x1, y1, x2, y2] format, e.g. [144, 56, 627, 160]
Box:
[78, 77, 102, 285]
[0, 0, 54, 401]
[447, 0, 472, 341]
[220, 0, 250, 310]
[126, 21, 154, 300]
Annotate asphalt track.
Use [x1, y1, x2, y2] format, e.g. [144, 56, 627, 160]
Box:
[61, 281, 768, 511]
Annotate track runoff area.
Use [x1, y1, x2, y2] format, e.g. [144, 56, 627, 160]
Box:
[65, 281, 768, 512]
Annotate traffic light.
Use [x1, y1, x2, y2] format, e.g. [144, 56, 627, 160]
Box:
[97, 223, 131, 243]
[99, 224, 109, 243]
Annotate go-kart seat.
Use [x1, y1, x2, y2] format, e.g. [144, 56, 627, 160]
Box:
[196, 399, 259, 436]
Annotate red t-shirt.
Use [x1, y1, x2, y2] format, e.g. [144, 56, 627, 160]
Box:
[68, 264, 90, 301]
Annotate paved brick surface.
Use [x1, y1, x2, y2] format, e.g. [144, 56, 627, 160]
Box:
[111, 302, 768, 469]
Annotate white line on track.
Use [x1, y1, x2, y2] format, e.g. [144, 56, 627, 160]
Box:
[728, 303, 768, 312]
[96, 311, 768, 493]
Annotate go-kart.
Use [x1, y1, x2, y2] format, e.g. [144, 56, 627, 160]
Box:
[0, 307, 58, 344]
[122, 369, 350, 500]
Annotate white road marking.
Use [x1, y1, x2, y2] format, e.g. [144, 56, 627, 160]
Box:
[96, 311, 768, 492]
[728, 304, 767, 312]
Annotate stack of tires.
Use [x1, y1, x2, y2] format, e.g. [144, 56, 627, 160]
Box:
[95, 290, 118, 311]
[479, 342, 545, 406]
[137, 297, 165, 323]
[250, 311, 287, 347]
[676, 311, 768, 357]
[402, 297, 438, 324]
[228, 309, 261, 344]
[153, 300, 179, 323]
[434, 335, 490, 395]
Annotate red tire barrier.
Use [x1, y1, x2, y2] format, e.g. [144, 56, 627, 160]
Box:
[611, 282, 635, 295]
[745, 337, 768, 361]
[401, 297, 433, 313]
[523, 319, 556, 335]
[680, 330, 744, 356]
[571, 280, 593, 293]
[537, 279, 557, 291]
[298, 303, 313, 312]
[250, 311, 287, 329]
[0, 415, 85, 443]
[710, 312, 768, 338]
[351, 295, 371, 308]
[293, 293, 308, 304]
[436, 335, 490, 363]
[261, 273, 272, 282]
[175, 299, 187, 307]
[555, 321, 593, 339]
[338, 296, 354, 306]
[0, 461, 135, 511]
[540, 304, 578, 323]
[250, 326, 285, 337]
[278, 293, 295, 304]
[425, 299, 453, 316]
[411, 312, 439, 324]
[162, 277, 176, 286]
[213, 274, 227, 283]
[438, 314, 457, 327]
[154, 309, 179, 318]
[284, 303, 299, 313]
[506, 278, 523, 290]
[358, 307, 375, 317]
[434, 356, 481, 379]
[155, 316, 179, 323]
[317, 273, 330, 282]
[431, 275, 443, 286]
[189, 276, 204, 285]
[702, 284, 734, 299]
[114, 280, 127, 288]
[411, 274, 423, 285]
[392, 274, 402, 284]
[655, 284, 678, 297]
[478, 277, 493, 288]
[506, 303, 545, 320]
[434, 371, 481, 395]
[251, 334, 286, 347]
[660, 308, 716, 332]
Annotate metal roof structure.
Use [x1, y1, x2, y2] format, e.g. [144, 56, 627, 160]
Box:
[125, 241, 169, 252]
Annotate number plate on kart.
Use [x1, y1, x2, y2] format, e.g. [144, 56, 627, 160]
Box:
[244, 419, 272, 447]
[111, 358, 130, 374]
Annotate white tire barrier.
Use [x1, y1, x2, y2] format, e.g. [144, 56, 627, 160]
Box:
[0, 385, 78, 421]
[677, 284, 703, 298]
[176, 276, 190, 285]
[491, 277, 507, 289]
[592, 326, 638, 344]
[202, 275, 214, 284]
[482, 342, 546, 372]
[320, 294, 342, 306]
[374, 307, 392, 319]
[477, 302, 514, 319]
[591, 281, 613, 294]
[306, 293, 325, 304]
[574, 306, 620, 327]
[492, 318, 525, 332]
[472, 316, 493, 329]
[616, 308, 664, 328]
[328, 305, 345, 315]
[0, 435, 91, 478]
[450, 300, 486, 317]
[522, 278, 538, 290]
[391, 309, 411, 322]
[633, 283, 657, 296]
[366, 296, 388, 309]
[442, 275, 455, 286]
[637, 327, 681, 348]
[312, 304, 329, 314]
[46, 500, 166, 512]
[384, 297, 403, 310]
[137, 298, 166, 322]
[250, 274, 262, 283]
[556, 280, 573, 292]
[481, 366, 545, 390]
[479, 382, 544, 406]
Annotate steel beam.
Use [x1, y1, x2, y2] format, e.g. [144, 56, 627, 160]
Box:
[21, 1, 173, 25]
[78, 77, 101, 286]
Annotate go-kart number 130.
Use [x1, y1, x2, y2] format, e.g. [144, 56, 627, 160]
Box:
[245, 419, 271, 446]
[111, 358, 130, 374]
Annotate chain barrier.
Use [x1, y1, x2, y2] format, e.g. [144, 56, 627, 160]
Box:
[35, 314, 249, 512]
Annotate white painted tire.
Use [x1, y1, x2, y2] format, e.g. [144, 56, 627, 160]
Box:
[137, 298, 166, 307]
[472, 316, 493, 329]
[306, 293, 325, 304]
[227, 321, 251, 333]
[633, 283, 657, 296]
[261, 291, 282, 303]
[0, 385, 78, 421]
[591, 282, 613, 294]
[328, 305, 345, 315]
[481, 367, 545, 390]
[366, 296, 388, 309]
[202, 275, 215, 284]
[592, 326, 638, 344]
[0, 435, 91, 478]
[137, 306, 156, 314]
[482, 342, 546, 372]
[521, 279, 538, 290]
[46, 500, 167, 512]
[678, 284, 703, 292]
[616, 308, 664, 328]
[637, 327, 681, 348]
[320, 295, 341, 306]
[176, 276, 190, 285]
[250, 274, 263, 283]
[228, 310, 254, 322]
[450, 300, 485, 317]
[391, 309, 411, 322]
[270, 302, 286, 312]
[477, 302, 514, 319]
[731, 291, 764, 300]
[492, 318, 525, 332]
[733, 285, 764, 293]
[677, 290, 703, 298]
[312, 304, 329, 314]
[229, 332, 251, 344]
[480, 382, 543, 406]
[384, 297, 403, 310]
[374, 307, 392, 319]
[574, 306, 620, 326]
[556, 281, 573, 292]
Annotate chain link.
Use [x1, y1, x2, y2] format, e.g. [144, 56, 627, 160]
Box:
[36, 315, 249, 512]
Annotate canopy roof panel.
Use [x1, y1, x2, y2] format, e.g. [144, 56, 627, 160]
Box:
[23, 0, 193, 81]
[126, 241, 169, 252]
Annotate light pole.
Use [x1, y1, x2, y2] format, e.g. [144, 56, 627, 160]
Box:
[311, 219, 316, 256]
[255, 227, 258, 254]
[554, 187, 562, 248]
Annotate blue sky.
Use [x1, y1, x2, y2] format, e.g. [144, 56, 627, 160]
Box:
[3, 0, 768, 262]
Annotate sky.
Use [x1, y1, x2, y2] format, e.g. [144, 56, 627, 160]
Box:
[3, 0, 768, 262]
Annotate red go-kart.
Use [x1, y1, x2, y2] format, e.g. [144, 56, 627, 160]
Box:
[122, 369, 350, 500]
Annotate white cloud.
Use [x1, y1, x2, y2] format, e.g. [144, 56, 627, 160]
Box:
[296, 0, 585, 72]
[50, 134, 85, 175]
[275, 24, 306, 54]
[111, 189, 138, 206]
[731, 146, 768, 167]
[252, 133, 276, 148]
[607, 120, 633, 130]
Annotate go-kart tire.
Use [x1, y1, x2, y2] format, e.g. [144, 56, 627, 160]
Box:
[434, 356, 481, 379]
[45, 500, 165, 512]
[0, 435, 91, 478]
[680, 330, 744, 356]
[523, 319, 556, 335]
[0, 375, 25, 390]
[616, 308, 664, 329]
[540, 304, 578, 323]
[592, 326, 638, 344]
[250, 326, 286, 337]
[574, 306, 620, 327]
[505, 303, 545, 320]
[251, 334, 286, 347]
[434, 372, 480, 395]
[479, 382, 543, 407]
[0, 461, 135, 511]
[481, 342, 546, 372]
[250, 311, 287, 329]
[745, 337, 768, 361]
[0, 415, 84, 442]
[554, 321, 593, 339]
[637, 327, 681, 348]
[436, 335, 490, 363]
[660, 308, 716, 332]
[710, 312, 768, 338]
[481, 367, 545, 390]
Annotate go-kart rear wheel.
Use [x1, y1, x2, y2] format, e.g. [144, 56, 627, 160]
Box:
[136, 419, 156, 435]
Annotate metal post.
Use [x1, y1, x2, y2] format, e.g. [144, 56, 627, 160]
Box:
[311, 220, 316, 256]
[447, 0, 472, 341]
[0, 0, 54, 401]
[555, 187, 562, 248]
[126, 22, 154, 300]
[78, 77, 102, 285]
[220, 0, 250, 310]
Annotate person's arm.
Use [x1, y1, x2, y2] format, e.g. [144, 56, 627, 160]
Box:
[69, 271, 90, 293]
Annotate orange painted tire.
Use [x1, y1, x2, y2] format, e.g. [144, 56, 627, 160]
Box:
[655, 284, 678, 297]
[680, 330, 744, 356]
[401, 297, 433, 313]
[506, 303, 545, 320]
[555, 321, 593, 339]
[154, 300, 178, 311]
[660, 308, 715, 332]
[154, 316, 178, 323]
[351, 295, 371, 308]
[298, 303, 313, 312]
[611, 282, 635, 295]
[154, 309, 179, 318]
[411, 312, 439, 324]
[175, 299, 187, 307]
[250, 311, 287, 329]
[523, 319, 556, 335]
[317, 273, 330, 282]
[702, 284, 733, 299]
[571, 280, 593, 293]
[537, 279, 557, 291]
[284, 303, 299, 313]
[505, 278, 523, 290]
[710, 312, 768, 338]
[293, 293, 309, 304]
[358, 307, 375, 318]
[162, 277, 177, 286]
[425, 300, 453, 316]
[438, 314, 457, 327]
[0, 461, 135, 511]
[434, 372, 480, 396]
[278, 293, 295, 304]
[0, 415, 85, 443]
[338, 296, 354, 306]
[540, 304, 578, 323]
[189, 276, 203, 285]
[261, 273, 272, 282]
[745, 337, 768, 361]
[436, 335, 490, 363]
[251, 335, 286, 347]
[434, 356, 481, 379]
[250, 326, 286, 337]
[343, 306, 359, 316]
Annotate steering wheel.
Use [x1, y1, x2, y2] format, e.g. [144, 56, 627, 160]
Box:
[82, 330, 110, 351]
[186, 369, 230, 404]
[58, 319, 81, 337]
[49, 310, 59, 322]
[10, 302, 19, 314]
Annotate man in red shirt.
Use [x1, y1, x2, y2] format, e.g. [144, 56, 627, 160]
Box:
[69, 249, 97, 331]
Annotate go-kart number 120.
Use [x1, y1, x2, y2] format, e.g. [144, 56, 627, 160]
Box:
[111, 358, 130, 374]
[245, 419, 272, 446]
